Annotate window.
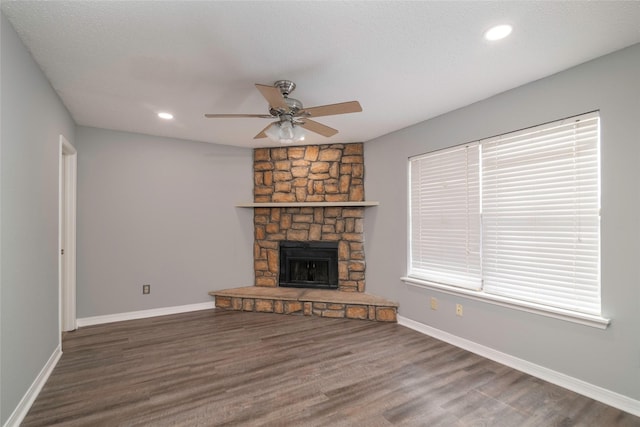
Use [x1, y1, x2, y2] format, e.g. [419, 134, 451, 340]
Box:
[409, 143, 481, 290]
[408, 112, 601, 319]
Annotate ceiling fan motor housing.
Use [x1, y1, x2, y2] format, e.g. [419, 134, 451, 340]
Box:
[270, 97, 303, 117]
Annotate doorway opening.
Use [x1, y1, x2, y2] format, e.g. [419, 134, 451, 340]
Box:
[60, 135, 77, 333]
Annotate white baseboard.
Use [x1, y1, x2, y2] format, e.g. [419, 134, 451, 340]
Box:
[76, 301, 215, 327]
[397, 315, 640, 418]
[3, 345, 62, 427]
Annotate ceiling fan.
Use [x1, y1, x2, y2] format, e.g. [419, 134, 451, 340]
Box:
[204, 80, 362, 143]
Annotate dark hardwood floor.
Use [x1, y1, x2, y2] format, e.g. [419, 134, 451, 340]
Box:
[23, 310, 639, 426]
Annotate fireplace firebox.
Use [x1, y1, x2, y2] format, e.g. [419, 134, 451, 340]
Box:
[279, 241, 339, 289]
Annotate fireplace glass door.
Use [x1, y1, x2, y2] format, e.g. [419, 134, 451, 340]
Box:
[279, 241, 339, 289]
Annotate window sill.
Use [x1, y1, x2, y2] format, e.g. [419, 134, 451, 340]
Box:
[400, 276, 610, 329]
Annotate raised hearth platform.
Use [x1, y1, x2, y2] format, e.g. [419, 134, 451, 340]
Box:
[209, 286, 398, 322]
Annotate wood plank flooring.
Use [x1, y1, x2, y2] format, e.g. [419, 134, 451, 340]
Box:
[23, 310, 639, 426]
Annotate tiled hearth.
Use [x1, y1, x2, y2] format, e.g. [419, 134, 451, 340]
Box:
[212, 143, 398, 322]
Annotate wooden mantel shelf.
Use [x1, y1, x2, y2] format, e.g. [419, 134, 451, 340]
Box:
[236, 201, 379, 208]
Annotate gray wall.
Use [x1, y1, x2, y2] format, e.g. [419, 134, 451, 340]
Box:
[75, 127, 254, 318]
[364, 44, 640, 400]
[1, 13, 76, 424]
[2, 5, 637, 419]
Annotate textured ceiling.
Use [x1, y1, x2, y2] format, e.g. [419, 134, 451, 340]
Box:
[2, 1, 639, 148]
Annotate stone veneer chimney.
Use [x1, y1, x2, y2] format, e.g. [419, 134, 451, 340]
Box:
[253, 143, 367, 292]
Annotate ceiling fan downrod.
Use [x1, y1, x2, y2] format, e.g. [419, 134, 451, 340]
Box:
[274, 80, 296, 97]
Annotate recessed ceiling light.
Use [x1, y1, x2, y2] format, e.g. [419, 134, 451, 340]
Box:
[158, 112, 174, 120]
[484, 24, 513, 41]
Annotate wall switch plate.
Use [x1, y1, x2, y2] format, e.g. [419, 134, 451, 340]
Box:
[143, 284, 150, 295]
[456, 304, 463, 317]
[430, 297, 438, 310]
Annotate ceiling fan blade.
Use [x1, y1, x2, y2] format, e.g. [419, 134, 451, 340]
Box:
[300, 119, 338, 137]
[254, 122, 274, 139]
[298, 101, 362, 118]
[204, 114, 273, 118]
[255, 84, 288, 110]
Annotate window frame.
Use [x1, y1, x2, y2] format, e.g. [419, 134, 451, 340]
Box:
[403, 112, 610, 329]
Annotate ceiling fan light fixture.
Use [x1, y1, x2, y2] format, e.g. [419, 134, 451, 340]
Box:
[265, 121, 305, 144]
[280, 120, 295, 141]
[265, 122, 280, 141]
[293, 125, 305, 142]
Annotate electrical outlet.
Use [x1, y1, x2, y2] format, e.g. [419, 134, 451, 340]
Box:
[143, 284, 150, 295]
[430, 297, 438, 310]
[456, 304, 463, 317]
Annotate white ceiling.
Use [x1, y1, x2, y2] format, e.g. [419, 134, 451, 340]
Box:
[2, 1, 639, 148]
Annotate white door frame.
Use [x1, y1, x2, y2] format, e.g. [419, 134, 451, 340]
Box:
[59, 135, 77, 333]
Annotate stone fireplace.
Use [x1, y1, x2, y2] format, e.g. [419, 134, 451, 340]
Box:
[210, 142, 398, 322]
[252, 143, 367, 292]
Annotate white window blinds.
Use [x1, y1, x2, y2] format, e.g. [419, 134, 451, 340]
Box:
[409, 143, 481, 289]
[481, 112, 600, 315]
[408, 111, 601, 317]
